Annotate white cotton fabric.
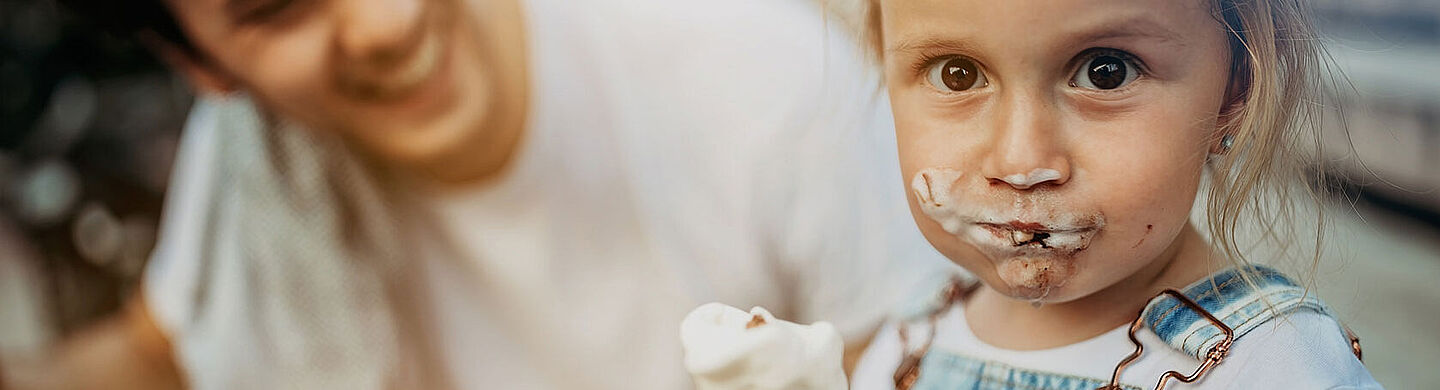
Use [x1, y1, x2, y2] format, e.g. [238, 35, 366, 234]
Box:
[143, 0, 955, 388]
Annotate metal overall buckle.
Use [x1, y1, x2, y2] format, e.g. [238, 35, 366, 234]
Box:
[1097, 289, 1233, 390]
[891, 285, 1232, 390]
[897, 281, 1363, 390]
[893, 279, 969, 390]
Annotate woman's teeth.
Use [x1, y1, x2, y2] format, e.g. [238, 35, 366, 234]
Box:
[347, 30, 444, 100]
[388, 31, 442, 93]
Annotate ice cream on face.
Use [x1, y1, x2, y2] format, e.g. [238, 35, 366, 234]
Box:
[679, 303, 848, 390]
[911, 167, 1106, 300]
[1000, 168, 1063, 189]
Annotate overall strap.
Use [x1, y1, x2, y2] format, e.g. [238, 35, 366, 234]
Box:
[892, 274, 977, 390]
[1142, 265, 1336, 361]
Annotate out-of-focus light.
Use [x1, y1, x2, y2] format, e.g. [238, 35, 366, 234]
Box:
[73, 202, 123, 266]
[13, 159, 81, 227]
[105, 77, 172, 136]
[32, 76, 97, 154]
[118, 215, 157, 278]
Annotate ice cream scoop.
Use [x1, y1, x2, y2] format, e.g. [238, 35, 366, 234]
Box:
[680, 303, 848, 390]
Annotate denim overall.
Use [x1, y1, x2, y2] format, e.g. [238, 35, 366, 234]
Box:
[893, 266, 1359, 390]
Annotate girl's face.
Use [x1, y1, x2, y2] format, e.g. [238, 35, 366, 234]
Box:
[881, 0, 1233, 303]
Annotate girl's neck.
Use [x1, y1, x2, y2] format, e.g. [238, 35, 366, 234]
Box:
[964, 224, 1217, 351]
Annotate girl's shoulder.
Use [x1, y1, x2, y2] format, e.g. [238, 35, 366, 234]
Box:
[1141, 265, 1381, 389]
[1199, 309, 1382, 389]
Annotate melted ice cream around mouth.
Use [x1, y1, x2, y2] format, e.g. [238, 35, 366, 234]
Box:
[911, 167, 1106, 301]
[976, 223, 1097, 253]
[911, 168, 1103, 254]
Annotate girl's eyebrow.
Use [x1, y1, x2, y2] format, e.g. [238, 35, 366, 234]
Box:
[887, 15, 1185, 58]
[1067, 17, 1186, 48]
[886, 36, 979, 57]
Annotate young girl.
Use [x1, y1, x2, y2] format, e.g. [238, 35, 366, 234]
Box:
[849, 0, 1383, 388]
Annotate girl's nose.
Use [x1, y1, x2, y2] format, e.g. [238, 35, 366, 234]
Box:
[334, 0, 425, 66]
[979, 92, 1072, 190]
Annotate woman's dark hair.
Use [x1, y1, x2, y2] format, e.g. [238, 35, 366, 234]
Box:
[58, 0, 198, 56]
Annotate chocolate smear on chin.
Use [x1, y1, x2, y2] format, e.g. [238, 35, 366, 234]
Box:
[997, 256, 1075, 302]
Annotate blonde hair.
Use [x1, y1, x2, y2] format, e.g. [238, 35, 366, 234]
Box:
[831, 0, 1338, 281]
[1204, 0, 1333, 282]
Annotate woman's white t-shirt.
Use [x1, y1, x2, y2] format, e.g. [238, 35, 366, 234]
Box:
[143, 0, 955, 389]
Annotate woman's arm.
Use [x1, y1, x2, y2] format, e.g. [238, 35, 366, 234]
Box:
[2, 294, 184, 390]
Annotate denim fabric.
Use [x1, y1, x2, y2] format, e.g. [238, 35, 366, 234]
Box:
[1143, 265, 1333, 360]
[905, 265, 1342, 390]
[910, 351, 1143, 390]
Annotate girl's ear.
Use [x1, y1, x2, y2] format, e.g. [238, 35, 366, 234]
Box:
[140, 31, 240, 95]
[1213, 53, 1251, 155]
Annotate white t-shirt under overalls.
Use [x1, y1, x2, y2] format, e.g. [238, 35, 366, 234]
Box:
[854, 267, 1384, 390]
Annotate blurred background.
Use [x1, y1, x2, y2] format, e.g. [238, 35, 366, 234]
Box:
[0, 0, 1436, 388]
[1, 0, 189, 366]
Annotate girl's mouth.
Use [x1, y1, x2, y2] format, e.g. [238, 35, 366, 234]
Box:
[911, 167, 1106, 301]
[910, 167, 1104, 257]
[965, 221, 1101, 301]
[975, 221, 1100, 253]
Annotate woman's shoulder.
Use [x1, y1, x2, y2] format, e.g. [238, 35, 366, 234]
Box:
[1199, 310, 1382, 389]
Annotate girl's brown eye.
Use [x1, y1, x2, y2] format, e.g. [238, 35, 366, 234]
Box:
[1071, 52, 1139, 90]
[926, 56, 988, 92]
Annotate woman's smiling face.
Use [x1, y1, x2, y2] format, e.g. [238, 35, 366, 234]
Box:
[164, 0, 528, 181]
[879, 0, 1235, 303]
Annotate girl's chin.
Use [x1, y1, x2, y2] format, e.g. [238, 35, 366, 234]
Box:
[992, 255, 1078, 302]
